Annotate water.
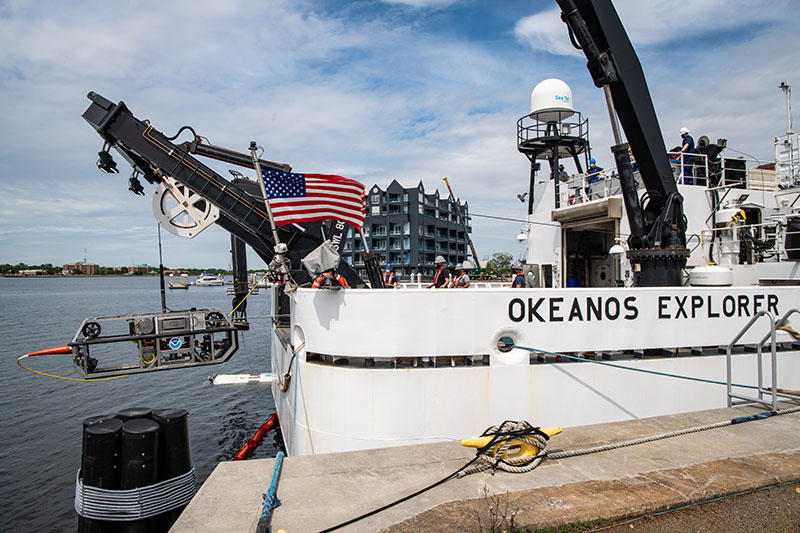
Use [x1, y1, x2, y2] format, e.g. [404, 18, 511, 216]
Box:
[0, 276, 279, 532]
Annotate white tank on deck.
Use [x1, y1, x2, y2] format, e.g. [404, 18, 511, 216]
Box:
[530, 78, 574, 122]
[689, 265, 733, 287]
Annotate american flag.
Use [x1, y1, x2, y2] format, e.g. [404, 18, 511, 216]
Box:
[261, 170, 366, 230]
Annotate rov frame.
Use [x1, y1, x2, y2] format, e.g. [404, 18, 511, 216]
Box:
[70, 308, 238, 378]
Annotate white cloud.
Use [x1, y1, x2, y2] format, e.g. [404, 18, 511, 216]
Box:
[514, 8, 582, 57]
[514, 1, 792, 56]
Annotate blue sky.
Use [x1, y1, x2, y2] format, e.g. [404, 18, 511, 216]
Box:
[1, 0, 798, 269]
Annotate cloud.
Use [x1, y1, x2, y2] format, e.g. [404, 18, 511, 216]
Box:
[513, 1, 791, 56]
[513, 8, 581, 57]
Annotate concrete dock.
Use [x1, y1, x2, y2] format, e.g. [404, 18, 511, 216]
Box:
[173, 403, 800, 532]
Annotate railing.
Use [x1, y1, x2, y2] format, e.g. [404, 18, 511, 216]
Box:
[726, 308, 800, 410]
[561, 152, 779, 205]
[699, 217, 799, 264]
[560, 170, 632, 205]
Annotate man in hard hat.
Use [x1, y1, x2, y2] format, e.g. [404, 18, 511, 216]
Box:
[450, 260, 473, 288]
[677, 127, 695, 184]
[585, 158, 604, 199]
[383, 263, 398, 288]
[511, 263, 526, 288]
[427, 255, 450, 288]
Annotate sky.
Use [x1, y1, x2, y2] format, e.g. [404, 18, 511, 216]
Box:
[1, 0, 798, 269]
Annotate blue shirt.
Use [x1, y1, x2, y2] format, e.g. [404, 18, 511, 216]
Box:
[681, 134, 695, 154]
[587, 165, 604, 183]
[680, 134, 695, 166]
[512, 273, 525, 288]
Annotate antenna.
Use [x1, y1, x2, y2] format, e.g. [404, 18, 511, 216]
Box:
[84, 247, 87, 264]
[779, 80, 793, 134]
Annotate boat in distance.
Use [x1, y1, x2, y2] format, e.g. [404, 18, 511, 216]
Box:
[193, 273, 225, 287]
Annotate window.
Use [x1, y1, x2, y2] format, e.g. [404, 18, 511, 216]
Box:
[371, 194, 381, 204]
[371, 206, 380, 215]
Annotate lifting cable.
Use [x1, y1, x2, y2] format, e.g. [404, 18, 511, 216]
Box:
[228, 272, 271, 318]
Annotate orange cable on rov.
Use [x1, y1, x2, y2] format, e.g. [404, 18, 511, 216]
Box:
[17, 345, 129, 382]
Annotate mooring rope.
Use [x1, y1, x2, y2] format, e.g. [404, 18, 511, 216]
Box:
[319, 405, 800, 531]
[457, 420, 550, 477]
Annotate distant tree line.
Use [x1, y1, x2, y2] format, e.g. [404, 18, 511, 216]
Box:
[0, 263, 257, 276]
[1, 263, 61, 275]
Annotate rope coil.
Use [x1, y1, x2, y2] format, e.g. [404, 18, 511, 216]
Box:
[459, 421, 550, 477]
[74, 467, 196, 521]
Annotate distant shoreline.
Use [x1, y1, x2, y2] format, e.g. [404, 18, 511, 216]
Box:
[2, 274, 167, 278]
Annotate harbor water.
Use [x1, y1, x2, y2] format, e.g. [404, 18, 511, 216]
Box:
[0, 276, 279, 532]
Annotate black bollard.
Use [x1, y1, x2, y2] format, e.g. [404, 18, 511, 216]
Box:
[116, 407, 153, 422]
[151, 408, 192, 531]
[79, 417, 123, 533]
[120, 418, 160, 533]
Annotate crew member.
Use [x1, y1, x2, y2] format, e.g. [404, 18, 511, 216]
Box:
[677, 127, 695, 184]
[311, 268, 350, 289]
[557, 164, 568, 183]
[383, 264, 398, 288]
[511, 264, 526, 288]
[586, 158, 604, 198]
[450, 260, 473, 288]
[427, 255, 450, 288]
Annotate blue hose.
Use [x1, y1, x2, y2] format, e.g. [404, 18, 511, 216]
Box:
[256, 451, 285, 533]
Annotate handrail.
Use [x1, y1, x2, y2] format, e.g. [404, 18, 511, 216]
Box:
[725, 309, 800, 410]
[726, 310, 776, 410]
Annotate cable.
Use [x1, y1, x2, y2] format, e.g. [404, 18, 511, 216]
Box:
[16, 353, 129, 382]
[319, 454, 482, 532]
[317, 405, 800, 532]
[516, 345, 761, 390]
[165, 125, 198, 142]
[228, 272, 271, 317]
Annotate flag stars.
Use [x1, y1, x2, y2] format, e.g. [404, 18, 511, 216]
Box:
[262, 170, 306, 199]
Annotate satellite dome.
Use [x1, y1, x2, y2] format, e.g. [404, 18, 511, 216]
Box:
[530, 78, 574, 122]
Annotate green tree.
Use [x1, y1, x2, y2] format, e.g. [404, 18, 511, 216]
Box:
[484, 252, 513, 278]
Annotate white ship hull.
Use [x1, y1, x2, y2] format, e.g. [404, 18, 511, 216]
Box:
[271, 285, 800, 456]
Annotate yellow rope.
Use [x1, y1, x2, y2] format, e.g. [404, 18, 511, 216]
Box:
[228, 272, 272, 317]
[16, 354, 129, 382]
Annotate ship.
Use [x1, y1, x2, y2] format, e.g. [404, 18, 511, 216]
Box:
[77, 0, 800, 457]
